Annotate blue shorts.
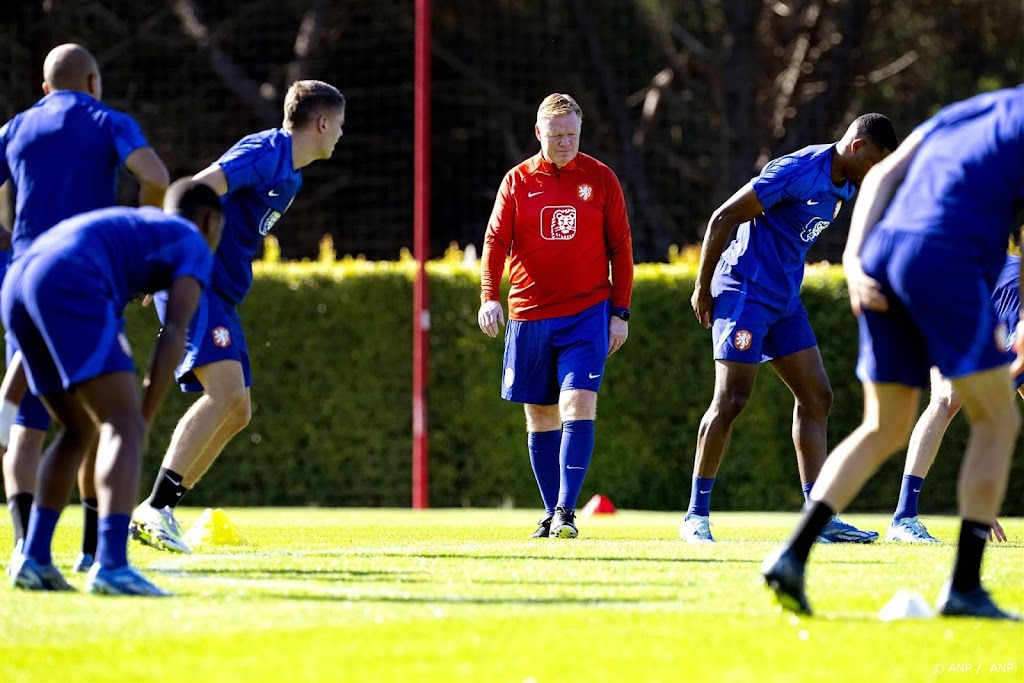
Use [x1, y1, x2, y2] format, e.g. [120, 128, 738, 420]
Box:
[857, 230, 1013, 388]
[711, 277, 817, 363]
[1, 255, 134, 397]
[501, 299, 610, 405]
[4, 332, 52, 431]
[155, 288, 251, 393]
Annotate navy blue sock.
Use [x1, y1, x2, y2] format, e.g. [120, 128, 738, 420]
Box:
[893, 475, 925, 521]
[24, 506, 60, 565]
[802, 482, 814, 503]
[528, 430, 561, 515]
[81, 497, 98, 556]
[97, 514, 131, 569]
[556, 420, 595, 510]
[687, 476, 716, 518]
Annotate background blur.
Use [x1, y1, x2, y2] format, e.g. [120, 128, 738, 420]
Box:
[2, 0, 1021, 263]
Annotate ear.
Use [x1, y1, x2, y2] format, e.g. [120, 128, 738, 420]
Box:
[41, 81, 51, 95]
[849, 138, 865, 153]
[318, 114, 329, 133]
[535, 124, 541, 142]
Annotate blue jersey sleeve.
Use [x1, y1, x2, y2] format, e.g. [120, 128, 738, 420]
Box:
[151, 231, 214, 289]
[0, 120, 10, 186]
[217, 138, 275, 193]
[109, 111, 149, 165]
[751, 156, 813, 210]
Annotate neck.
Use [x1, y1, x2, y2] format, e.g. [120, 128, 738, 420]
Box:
[288, 128, 319, 170]
[829, 145, 848, 184]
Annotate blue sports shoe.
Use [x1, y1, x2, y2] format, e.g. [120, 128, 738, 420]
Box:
[9, 554, 75, 591]
[817, 515, 878, 544]
[86, 564, 172, 597]
[936, 581, 1021, 621]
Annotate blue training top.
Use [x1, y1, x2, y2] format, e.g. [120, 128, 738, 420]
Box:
[213, 128, 302, 305]
[0, 90, 149, 258]
[22, 206, 212, 309]
[714, 143, 856, 302]
[877, 86, 1024, 280]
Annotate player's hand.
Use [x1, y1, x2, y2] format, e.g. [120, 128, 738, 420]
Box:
[989, 518, 1008, 542]
[844, 258, 888, 315]
[477, 300, 505, 338]
[141, 294, 153, 307]
[608, 316, 628, 355]
[690, 286, 713, 329]
[1010, 321, 1024, 378]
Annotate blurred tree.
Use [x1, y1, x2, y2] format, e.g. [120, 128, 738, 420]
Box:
[0, 0, 1020, 261]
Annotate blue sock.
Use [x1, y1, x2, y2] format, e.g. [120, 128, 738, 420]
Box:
[97, 514, 131, 569]
[687, 476, 715, 518]
[802, 482, 815, 503]
[894, 475, 925, 521]
[528, 430, 562, 515]
[556, 420, 595, 510]
[24, 506, 60, 565]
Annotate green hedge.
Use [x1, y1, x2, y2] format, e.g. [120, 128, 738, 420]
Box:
[122, 258, 1024, 514]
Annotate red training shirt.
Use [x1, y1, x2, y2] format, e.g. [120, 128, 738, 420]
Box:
[480, 152, 634, 321]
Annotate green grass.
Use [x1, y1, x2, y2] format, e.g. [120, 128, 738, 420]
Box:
[1, 509, 1022, 683]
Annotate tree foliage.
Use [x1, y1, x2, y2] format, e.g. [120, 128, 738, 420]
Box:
[1, 0, 1020, 261]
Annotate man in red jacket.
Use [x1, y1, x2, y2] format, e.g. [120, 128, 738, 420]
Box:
[478, 93, 634, 539]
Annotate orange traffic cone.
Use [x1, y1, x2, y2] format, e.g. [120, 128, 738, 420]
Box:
[581, 494, 617, 518]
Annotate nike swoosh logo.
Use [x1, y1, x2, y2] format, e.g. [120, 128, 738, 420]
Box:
[806, 199, 819, 205]
[699, 489, 712, 494]
[269, 190, 280, 197]
[528, 191, 543, 197]
[165, 475, 182, 487]
[912, 489, 921, 493]
[566, 466, 585, 470]
[588, 372, 601, 379]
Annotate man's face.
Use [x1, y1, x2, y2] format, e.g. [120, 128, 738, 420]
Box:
[319, 106, 346, 159]
[536, 112, 581, 168]
[848, 140, 891, 187]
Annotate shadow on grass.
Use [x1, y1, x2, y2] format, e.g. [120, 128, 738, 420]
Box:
[255, 592, 686, 606]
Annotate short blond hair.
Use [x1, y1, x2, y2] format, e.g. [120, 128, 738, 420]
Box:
[284, 80, 345, 129]
[537, 93, 582, 122]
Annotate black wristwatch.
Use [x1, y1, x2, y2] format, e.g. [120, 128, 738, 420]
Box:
[612, 307, 631, 322]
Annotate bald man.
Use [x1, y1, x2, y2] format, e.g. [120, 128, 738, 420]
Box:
[0, 43, 170, 575]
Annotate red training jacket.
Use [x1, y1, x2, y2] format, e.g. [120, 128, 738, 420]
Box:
[480, 152, 634, 321]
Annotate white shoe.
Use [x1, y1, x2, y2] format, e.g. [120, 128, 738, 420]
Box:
[680, 515, 715, 543]
[887, 516, 940, 544]
[129, 502, 191, 553]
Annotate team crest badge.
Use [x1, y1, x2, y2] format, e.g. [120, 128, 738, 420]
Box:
[577, 184, 593, 201]
[733, 329, 753, 351]
[212, 326, 232, 348]
[540, 206, 578, 240]
[833, 199, 844, 219]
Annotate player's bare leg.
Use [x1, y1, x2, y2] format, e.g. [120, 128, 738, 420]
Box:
[3, 425, 45, 546]
[72, 372, 170, 596]
[772, 346, 878, 543]
[761, 382, 918, 614]
[888, 369, 960, 543]
[132, 360, 248, 553]
[74, 443, 99, 571]
[177, 361, 251, 488]
[681, 360, 756, 542]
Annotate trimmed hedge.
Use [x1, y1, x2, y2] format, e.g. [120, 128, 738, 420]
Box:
[123, 257, 1024, 514]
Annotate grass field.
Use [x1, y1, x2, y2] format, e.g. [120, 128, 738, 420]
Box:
[0, 508, 1021, 683]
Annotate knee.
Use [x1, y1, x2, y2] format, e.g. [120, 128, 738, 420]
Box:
[933, 392, 963, 420]
[710, 387, 752, 421]
[797, 386, 834, 421]
[559, 390, 597, 421]
[525, 404, 561, 432]
[218, 390, 251, 434]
